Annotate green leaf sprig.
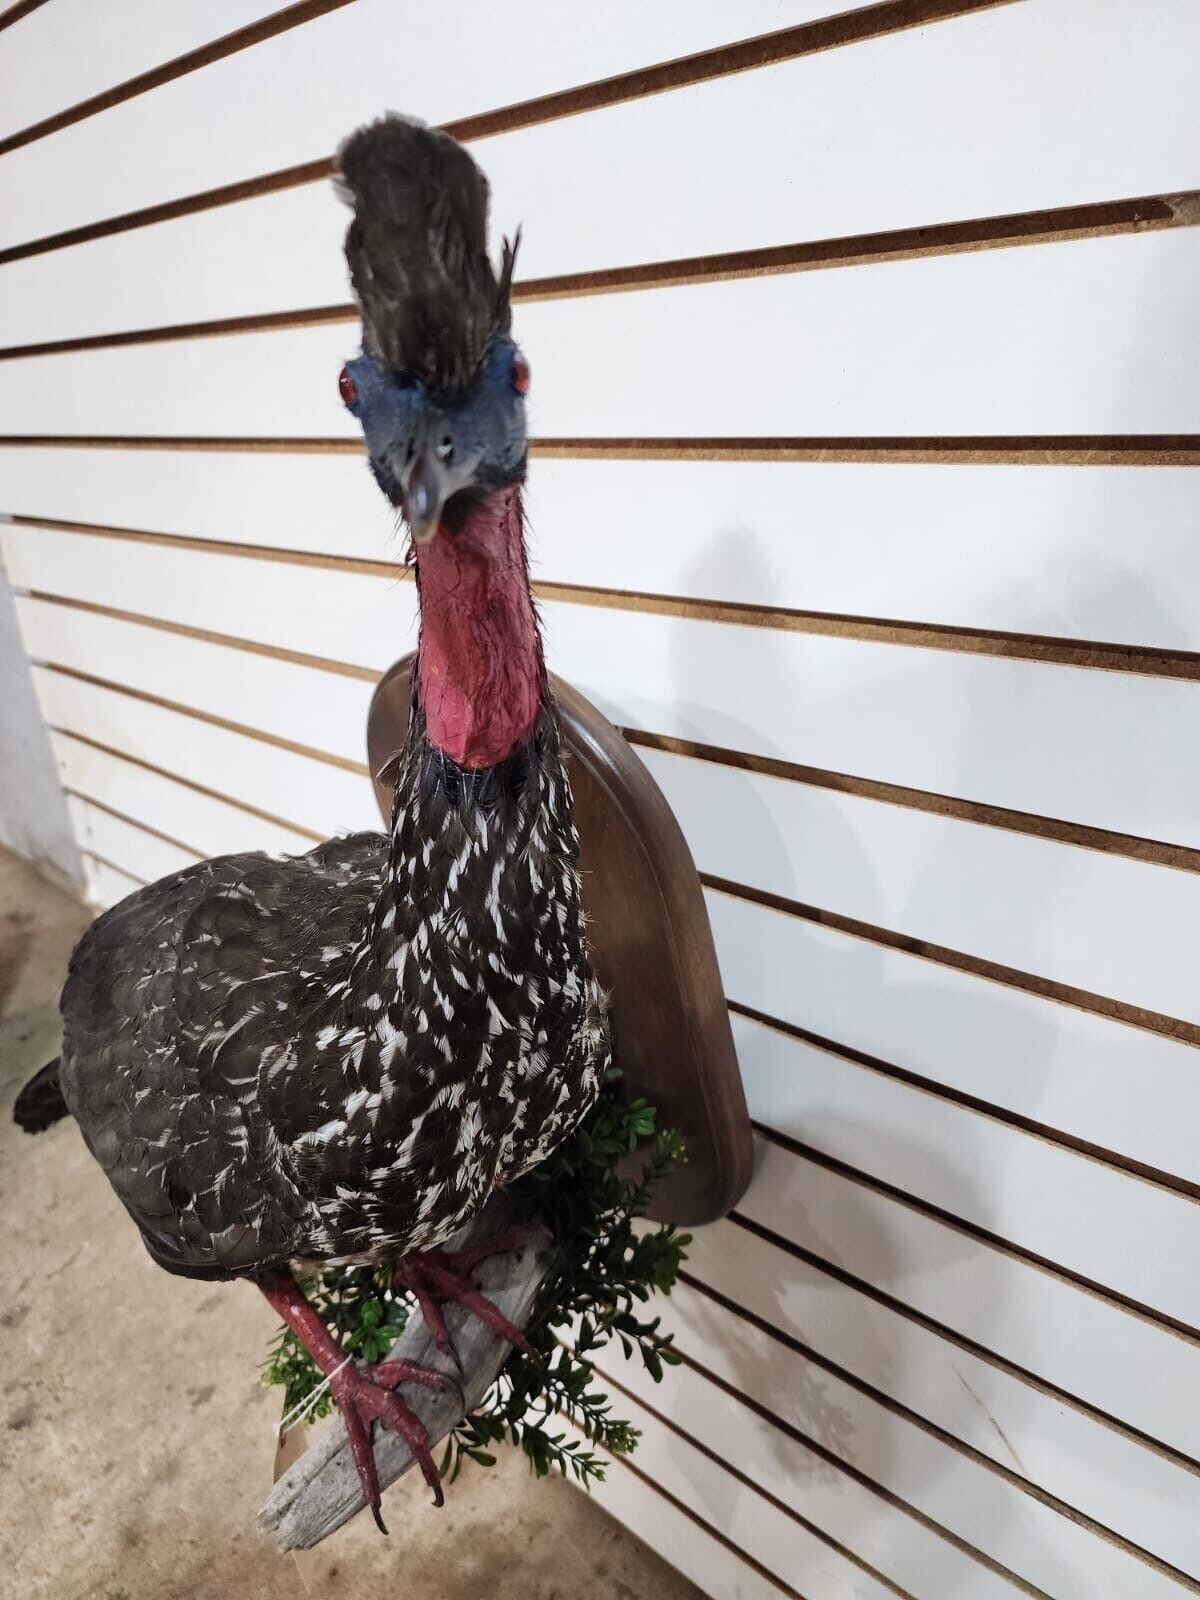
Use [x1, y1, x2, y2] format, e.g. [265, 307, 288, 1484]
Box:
[261, 1075, 690, 1488]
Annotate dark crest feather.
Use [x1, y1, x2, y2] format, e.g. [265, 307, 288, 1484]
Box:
[336, 115, 518, 394]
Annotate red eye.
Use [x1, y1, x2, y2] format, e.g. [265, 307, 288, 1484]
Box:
[511, 353, 531, 395]
[338, 365, 357, 407]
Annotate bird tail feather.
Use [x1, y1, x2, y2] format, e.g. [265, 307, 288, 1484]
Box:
[13, 1057, 68, 1133]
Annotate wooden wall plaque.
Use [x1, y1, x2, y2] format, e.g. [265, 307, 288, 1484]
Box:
[367, 657, 753, 1225]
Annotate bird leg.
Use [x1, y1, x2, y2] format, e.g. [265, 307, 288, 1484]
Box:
[396, 1229, 536, 1369]
[259, 1270, 454, 1531]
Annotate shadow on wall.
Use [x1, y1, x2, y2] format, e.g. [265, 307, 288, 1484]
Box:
[660, 508, 1193, 1582]
[0, 556, 83, 894]
[664, 524, 1001, 1509]
[675, 1147, 964, 1480]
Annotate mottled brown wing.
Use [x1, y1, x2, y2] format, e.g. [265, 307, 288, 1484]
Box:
[58, 839, 387, 1278]
[367, 659, 752, 1225]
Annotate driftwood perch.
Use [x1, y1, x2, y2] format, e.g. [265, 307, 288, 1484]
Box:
[259, 1207, 555, 1550]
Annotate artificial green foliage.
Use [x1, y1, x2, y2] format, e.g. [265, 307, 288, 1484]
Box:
[261, 1077, 690, 1486]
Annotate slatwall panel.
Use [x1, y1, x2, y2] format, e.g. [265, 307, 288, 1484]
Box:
[1, 3, 1198, 1595]
[0, 0, 312, 146]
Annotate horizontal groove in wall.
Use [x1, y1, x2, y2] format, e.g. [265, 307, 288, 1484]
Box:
[756, 1127, 1200, 1348]
[39, 661, 367, 776]
[0, 157, 339, 269]
[26, 566, 1200, 875]
[447, 0, 1014, 143]
[6, 188, 1198, 363]
[625, 729, 1200, 874]
[723, 1191, 1200, 1480]
[518, 190, 1200, 299]
[610, 1347, 1045, 1600]
[25, 589, 1200, 903]
[609, 1449, 804, 1600]
[25, 590, 379, 681]
[0, 0, 355, 157]
[3, 434, 1198, 465]
[10, 512, 396, 575]
[82, 848, 147, 888]
[0, 0, 53, 32]
[538, 575, 1200, 683]
[0, 303, 356, 362]
[598, 1363, 921, 1600]
[677, 1263, 1200, 1594]
[65, 788, 205, 862]
[534, 436, 1200, 467]
[733, 1000, 1200, 1202]
[0, 434, 363, 453]
[15, 513, 1200, 688]
[18, 572, 1200, 889]
[38, 585, 1200, 1075]
[0, 0, 1011, 266]
[49, 725, 324, 843]
[705, 873, 1200, 1048]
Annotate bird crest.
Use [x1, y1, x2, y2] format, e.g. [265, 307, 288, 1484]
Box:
[336, 114, 519, 396]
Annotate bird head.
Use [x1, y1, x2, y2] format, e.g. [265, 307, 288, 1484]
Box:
[336, 116, 528, 544]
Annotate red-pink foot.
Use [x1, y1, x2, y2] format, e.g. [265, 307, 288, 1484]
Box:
[396, 1229, 536, 1368]
[259, 1271, 456, 1529]
[329, 1357, 451, 1529]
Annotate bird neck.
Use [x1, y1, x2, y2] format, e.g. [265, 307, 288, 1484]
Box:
[413, 483, 543, 769]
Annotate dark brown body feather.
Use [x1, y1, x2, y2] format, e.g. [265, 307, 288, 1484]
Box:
[59, 712, 608, 1282]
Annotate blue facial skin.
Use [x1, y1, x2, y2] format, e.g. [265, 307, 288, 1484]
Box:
[340, 336, 529, 537]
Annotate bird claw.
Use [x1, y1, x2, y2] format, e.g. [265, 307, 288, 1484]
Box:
[330, 1356, 446, 1519]
[395, 1229, 535, 1363]
[259, 1269, 450, 1528]
[372, 1356, 464, 1409]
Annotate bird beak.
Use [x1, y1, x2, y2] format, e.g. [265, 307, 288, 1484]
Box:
[402, 448, 448, 545]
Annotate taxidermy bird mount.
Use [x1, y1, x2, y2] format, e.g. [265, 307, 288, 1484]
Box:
[14, 113, 750, 1540]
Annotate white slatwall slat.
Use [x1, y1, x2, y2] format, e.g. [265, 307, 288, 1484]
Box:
[8, 523, 1200, 855]
[642, 742, 1200, 1029]
[66, 793, 198, 883]
[0, 447, 397, 561]
[620, 1278, 1187, 1600]
[83, 854, 145, 909]
[53, 730, 316, 858]
[7, 450, 1200, 654]
[677, 1217, 1200, 1582]
[0, 0, 832, 250]
[730, 1006, 1200, 1334]
[3, 230, 1199, 437]
[30, 666, 377, 838]
[705, 873, 1199, 1187]
[585, 1382, 903, 1600]
[0, 0, 281, 145]
[4, 2, 1199, 346]
[731, 1109, 1200, 1470]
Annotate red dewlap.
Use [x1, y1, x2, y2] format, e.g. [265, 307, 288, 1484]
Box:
[416, 484, 543, 769]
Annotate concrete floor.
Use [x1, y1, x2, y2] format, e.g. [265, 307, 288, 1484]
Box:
[0, 846, 701, 1600]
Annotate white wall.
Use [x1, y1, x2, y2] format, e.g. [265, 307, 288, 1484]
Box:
[0, 546, 81, 888]
[1, 3, 1199, 1596]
